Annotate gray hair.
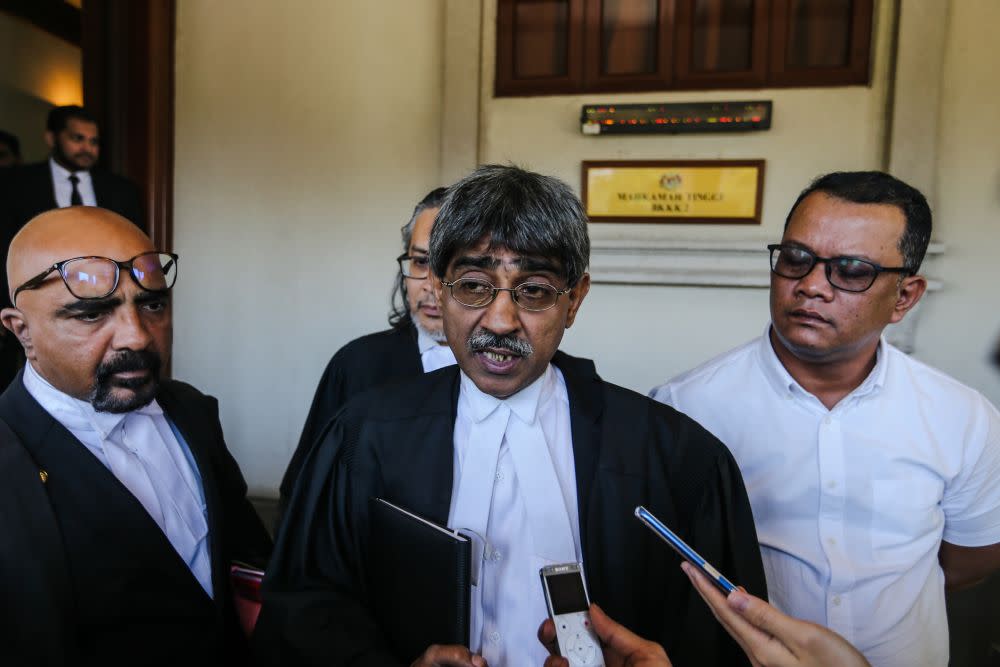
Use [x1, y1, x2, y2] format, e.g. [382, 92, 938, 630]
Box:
[401, 186, 450, 249]
[389, 186, 449, 329]
[429, 164, 590, 287]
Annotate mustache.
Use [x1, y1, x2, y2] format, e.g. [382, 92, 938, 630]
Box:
[95, 349, 162, 386]
[466, 329, 533, 358]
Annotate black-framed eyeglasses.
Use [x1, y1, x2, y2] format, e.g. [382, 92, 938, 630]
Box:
[396, 253, 431, 279]
[441, 277, 570, 312]
[12, 251, 179, 304]
[768, 244, 911, 293]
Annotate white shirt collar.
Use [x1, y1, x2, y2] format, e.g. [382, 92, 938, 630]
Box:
[459, 363, 555, 425]
[48, 156, 91, 182]
[416, 323, 444, 355]
[758, 323, 888, 402]
[23, 360, 163, 440]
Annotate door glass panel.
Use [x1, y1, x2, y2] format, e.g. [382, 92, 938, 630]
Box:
[514, 0, 570, 78]
[786, 0, 852, 68]
[602, 0, 658, 75]
[691, 0, 754, 73]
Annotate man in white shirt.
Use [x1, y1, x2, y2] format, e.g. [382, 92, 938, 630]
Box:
[256, 165, 766, 667]
[650, 171, 1000, 667]
[0, 206, 271, 664]
[277, 187, 458, 526]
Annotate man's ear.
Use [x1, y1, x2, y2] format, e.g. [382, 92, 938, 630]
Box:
[564, 273, 591, 329]
[44, 131, 55, 151]
[890, 274, 928, 324]
[1, 307, 35, 359]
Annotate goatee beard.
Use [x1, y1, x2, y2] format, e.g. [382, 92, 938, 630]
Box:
[89, 349, 162, 413]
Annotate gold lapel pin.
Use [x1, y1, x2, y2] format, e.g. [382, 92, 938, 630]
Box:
[39, 470, 48, 483]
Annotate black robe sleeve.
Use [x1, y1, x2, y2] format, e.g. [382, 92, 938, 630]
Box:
[663, 415, 766, 667]
[576, 385, 766, 667]
[277, 354, 347, 518]
[0, 420, 75, 666]
[277, 328, 423, 531]
[255, 413, 403, 667]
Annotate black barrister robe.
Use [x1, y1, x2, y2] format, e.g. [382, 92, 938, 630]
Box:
[0, 373, 273, 666]
[277, 325, 422, 523]
[255, 352, 766, 667]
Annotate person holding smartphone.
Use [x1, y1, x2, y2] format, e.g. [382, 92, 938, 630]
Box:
[538, 564, 870, 667]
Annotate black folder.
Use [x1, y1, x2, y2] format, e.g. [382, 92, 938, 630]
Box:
[368, 497, 472, 662]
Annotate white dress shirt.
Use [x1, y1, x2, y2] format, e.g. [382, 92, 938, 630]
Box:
[650, 327, 1000, 667]
[416, 325, 457, 373]
[49, 157, 97, 207]
[448, 364, 580, 667]
[23, 362, 214, 597]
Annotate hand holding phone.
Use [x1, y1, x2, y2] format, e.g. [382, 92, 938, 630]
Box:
[634, 505, 737, 594]
[540, 562, 606, 667]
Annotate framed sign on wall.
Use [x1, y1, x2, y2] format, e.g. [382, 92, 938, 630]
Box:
[582, 160, 765, 224]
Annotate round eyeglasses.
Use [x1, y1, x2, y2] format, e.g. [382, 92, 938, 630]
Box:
[768, 244, 911, 293]
[441, 277, 570, 312]
[396, 253, 431, 279]
[12, 251, 179, 304]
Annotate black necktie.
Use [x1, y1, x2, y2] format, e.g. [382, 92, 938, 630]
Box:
[68, 174, 82, 206]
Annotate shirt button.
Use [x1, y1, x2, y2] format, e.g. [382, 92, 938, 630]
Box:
[491, 550, 502, 562]
[826, 480, 837, 489]
[495, 470, 505, 482]
[823, 415, 832, 425]
[827, 537, 837, 547]
[490, 631, 501, 643]
[832, 595, 842, 606]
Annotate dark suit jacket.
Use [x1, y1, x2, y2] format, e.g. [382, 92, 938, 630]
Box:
[3, 160, 143, 233]
[256, 352, 766, 667]
[277, 325, 422, 525]
[0, 373, 272, 666]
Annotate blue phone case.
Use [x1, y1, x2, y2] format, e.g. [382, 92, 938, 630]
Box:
[634, 505, 737, 594]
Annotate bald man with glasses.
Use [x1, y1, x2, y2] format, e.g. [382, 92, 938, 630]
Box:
[0, 207, 271, 665]
[651, 171, 1000, 667]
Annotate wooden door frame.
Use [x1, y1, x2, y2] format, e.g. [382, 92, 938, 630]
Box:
[82, 0, 175, 251]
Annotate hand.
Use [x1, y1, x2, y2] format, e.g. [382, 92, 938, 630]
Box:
[538, 603, 671, 667]
[409, 644, 488, 667]
[681, 562, 870, 667]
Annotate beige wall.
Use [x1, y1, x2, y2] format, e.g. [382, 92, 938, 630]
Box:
[173, 0, 445, 494]
[915, 0, 1000, 403]
[0, 12, 82, 162]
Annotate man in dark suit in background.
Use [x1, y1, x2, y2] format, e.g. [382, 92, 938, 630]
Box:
[4, 106, 143, 232]
[276, 186, 455, 527]
[0, 207, 271, 665]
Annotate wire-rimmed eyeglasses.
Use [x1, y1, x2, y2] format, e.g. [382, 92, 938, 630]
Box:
[12, 251, 179, 304]
[441, 277, 570, 312]
[396, 253, 431, 279]
[768, 244, 911, 293]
